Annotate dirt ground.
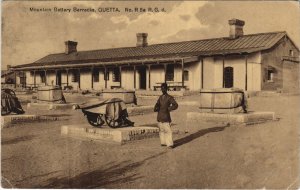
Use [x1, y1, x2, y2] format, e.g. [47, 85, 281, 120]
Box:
[1, 93, 299, 189]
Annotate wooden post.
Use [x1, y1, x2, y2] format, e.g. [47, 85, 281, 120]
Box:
[133, 65, 136, 89]
[78, 69, 81, 89]
[222, 56, 225, 88]
[201, 58, 204, 89]
[33, 70, 36, 87]
[55, 70, 58, 85]
[148, 65, 151, 89]
[245, 55, 248, 91]
[119, 66, 122, 88]
[91, 67, 94, 89]
[44, 70, 47, 85]
[104, 67, 107, 89]
[66, 69, 69, 86]
[24, 71, 27, 88]
[164, 64, 167, 83]
[14, 71, 17, 88]
[181, 59, 184, 88]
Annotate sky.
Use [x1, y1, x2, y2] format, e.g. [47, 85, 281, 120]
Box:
[2, 1, 299, 69]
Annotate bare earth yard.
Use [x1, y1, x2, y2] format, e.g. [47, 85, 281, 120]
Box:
[1, 93, 299, 188]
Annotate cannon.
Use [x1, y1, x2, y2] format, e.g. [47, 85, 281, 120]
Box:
[1, 88, 25, 116]
[76, 98, 134, 128]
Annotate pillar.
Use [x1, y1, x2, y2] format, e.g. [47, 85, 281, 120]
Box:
[14, 72, 17, 88]
[66, 69, 69, 86]
[55, 70, 58, 85]
[245, 55, 248, 91]
[148, 65, 151, 89]
[104, 67, 107, 89]
[78, 69, 81, 89]
[44, 70, 47, 85]
[133, 65, 136, 89]
[91, 67, 94, 89]
[33, 70, 36, 87]
[201, 58, 204, 89]
[181, 59, 185, 88]
[119, 66, 122, 88]
[222, 56, 225, 88]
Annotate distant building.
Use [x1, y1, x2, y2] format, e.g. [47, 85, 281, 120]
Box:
[1, 65, 16, 84]
[11, 19, 299, 92]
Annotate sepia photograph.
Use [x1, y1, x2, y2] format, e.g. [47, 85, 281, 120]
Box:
[1, 0, 299, 188]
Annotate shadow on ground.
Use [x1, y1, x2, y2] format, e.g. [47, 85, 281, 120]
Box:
[140, 123, 177, 127]
[174, 125, 228, 148]
[40, 114, 72, 117]
[36, 152, 166, 188]
[1, 135, 36, 145]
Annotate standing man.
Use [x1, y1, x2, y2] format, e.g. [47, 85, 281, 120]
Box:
[154, 83, 178, 148]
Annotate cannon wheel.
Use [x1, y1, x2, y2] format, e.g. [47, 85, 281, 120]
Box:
[1, 108, 11, 116]
[86, 113, 105, 127]
[105, 116, 122, 128]
[3, 88, 16, 96]
[1, 89, 14, 116]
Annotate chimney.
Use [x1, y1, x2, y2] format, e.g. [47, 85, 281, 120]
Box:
[136, 33, 148, 47]
[65, 40, 78, 54]
[228, 19, 245, 39]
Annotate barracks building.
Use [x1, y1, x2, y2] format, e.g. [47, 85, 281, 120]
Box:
[11, 19, 300, 92]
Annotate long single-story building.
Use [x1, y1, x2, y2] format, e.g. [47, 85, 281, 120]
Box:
[1, 65, 15, 84]
[11, 19, 299, 92]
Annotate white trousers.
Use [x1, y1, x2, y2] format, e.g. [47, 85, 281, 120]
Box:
[158, 122, 173, 147]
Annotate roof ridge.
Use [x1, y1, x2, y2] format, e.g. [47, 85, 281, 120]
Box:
[145, 31, 286, 46]
[44, 31, 287, 57]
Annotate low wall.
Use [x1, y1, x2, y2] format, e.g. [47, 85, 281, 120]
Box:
[61, 125, 159, 144]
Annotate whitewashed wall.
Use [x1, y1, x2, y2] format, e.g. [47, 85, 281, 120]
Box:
[25, 71, 32, 86]
[35, 72, 42, 84]
[184, 61, 201, 91]
[80, 70, 92, 90]
[122, 68, 135, 90]
[212, 52, 261, 91]
[46, 72, 55, 86]
[247, 52, 261, 91]
[148, 65, 164, 89]
[18, 53, 261, 91]
[203, 57, 215, 89]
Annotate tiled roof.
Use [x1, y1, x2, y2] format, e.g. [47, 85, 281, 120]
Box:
[1, 70, 13, 77]
[14, 31, 287, 69]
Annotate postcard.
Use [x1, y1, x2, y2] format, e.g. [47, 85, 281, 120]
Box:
[1, 1, 299, 189]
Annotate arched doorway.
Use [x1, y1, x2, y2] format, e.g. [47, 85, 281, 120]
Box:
[224, 67, 233, 88]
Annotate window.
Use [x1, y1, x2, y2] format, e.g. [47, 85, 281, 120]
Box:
[289, 50, 294, 57]
[93, 69, 99, 82]
[72, 71, 79, 82]
[112, 68, 120, 82]
[184, 70, 189, 81]
[166, 64, 174, 81]
[20, 76, 26, 86]
[267, 69, 274, 82]
[224, 67, 234, 88]
[40, 72, 46, 83]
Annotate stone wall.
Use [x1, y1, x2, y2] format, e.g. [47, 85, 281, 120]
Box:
[261, 36, 299, 91]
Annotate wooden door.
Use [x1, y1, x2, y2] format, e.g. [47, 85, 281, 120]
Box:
[224, 67, 233, 88]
